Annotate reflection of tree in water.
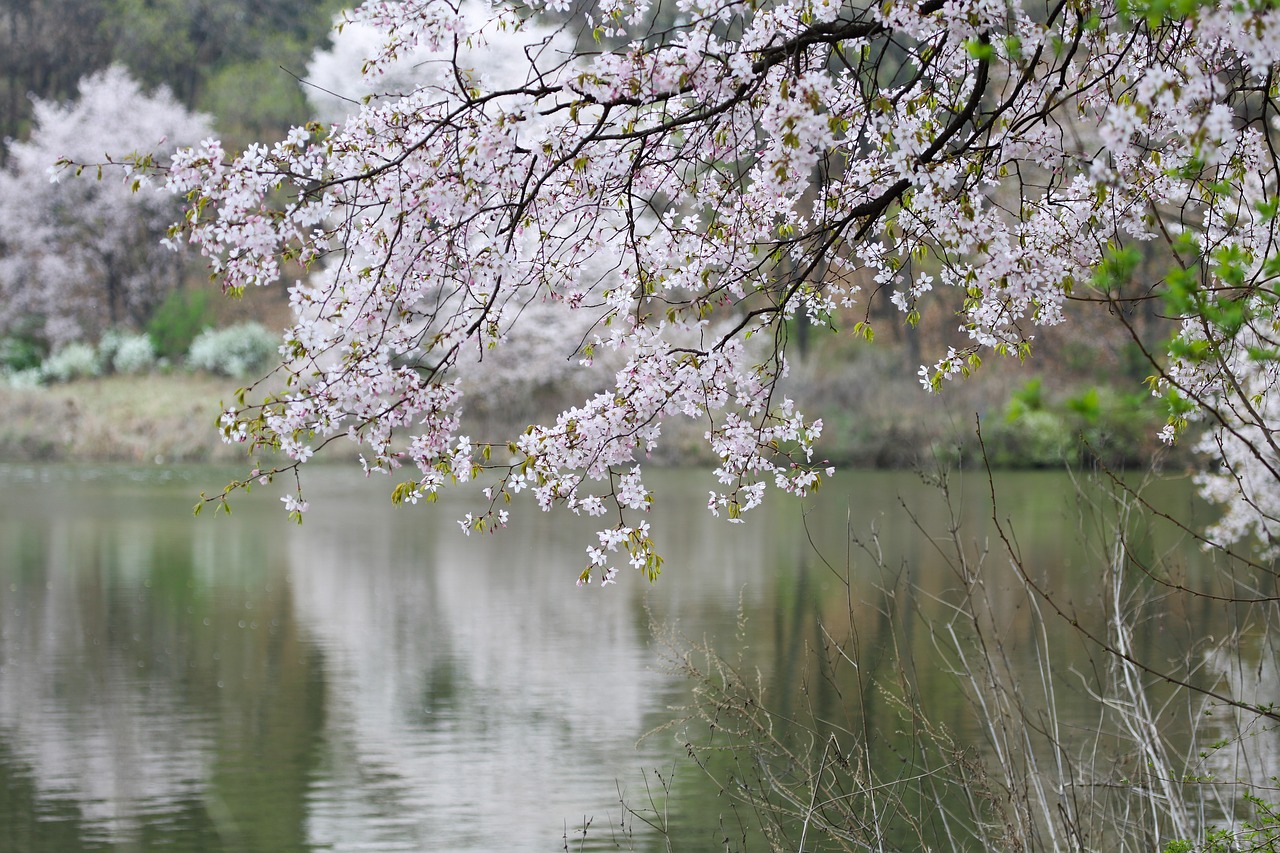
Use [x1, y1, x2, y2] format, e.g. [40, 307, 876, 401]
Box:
[285, 489, 690, 851]
[0, 466, 806, 853]
[0, 472, 326, 852]
[1200, 638, 1280, 796]
[0, 735, 102, 853]
[8, 468, 1253, 849]
[0, 518, 214, 842]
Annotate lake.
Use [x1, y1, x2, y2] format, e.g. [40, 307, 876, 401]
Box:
[0, 463, 1273, 851]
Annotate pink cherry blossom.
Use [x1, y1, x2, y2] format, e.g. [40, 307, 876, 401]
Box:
[145, 0, 1280, 576]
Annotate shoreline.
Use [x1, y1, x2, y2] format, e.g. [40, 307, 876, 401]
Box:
[0, 372, 1179, 472]
[0, 374, 247, 465]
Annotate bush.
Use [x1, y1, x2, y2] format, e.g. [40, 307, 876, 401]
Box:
[42, 343, 100, 383]
[1076, 387, 1157, 466]
[187, 323, 279, 377]
[971, 381, 1163, 469]
[111, 333, 157, 375]
[148, 289, 214, 361]
[94, 329, 158, 375]
[95, 328, 125, 373]
[4, 367, 43, 389]
[0, 335, 44, 373]
[983, 408, 1077, 467]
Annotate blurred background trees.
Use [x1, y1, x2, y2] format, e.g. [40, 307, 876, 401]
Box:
[0, 67, 209, 346]
[0, 0, 346, 155]
[0, 0, 345, 378]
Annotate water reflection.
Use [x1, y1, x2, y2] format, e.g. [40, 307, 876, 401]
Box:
[0, 466, 324, 851]
[0, 464, 797, 852]
[0, 465, 1274, 851]
[289, 492, 669, 850]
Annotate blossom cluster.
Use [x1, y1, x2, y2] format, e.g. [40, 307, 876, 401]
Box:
[159, 0, 1280, 575]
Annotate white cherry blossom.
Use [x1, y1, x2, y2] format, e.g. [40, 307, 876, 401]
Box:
[149, 0, 1280, 576]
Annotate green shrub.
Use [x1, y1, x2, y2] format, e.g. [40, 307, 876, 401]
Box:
[187, 322, 279, 377]
[148, 289, 214, 362]
[1005, 377, 1045, 420]
[0, 335, 44, 373]
[984, 408, 1077, 467]
[974, 380, 1162, 469]
[197, 60, 312, 149]
[1077, 387, 1156, 466]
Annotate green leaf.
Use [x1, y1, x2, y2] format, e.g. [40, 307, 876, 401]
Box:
[1066, 387, 1101, 422]
[1092, 243, 1142, 293]
[964, 37, 994, 61]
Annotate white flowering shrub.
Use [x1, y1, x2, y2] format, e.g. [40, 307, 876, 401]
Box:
[3, 368, 43, 389]
[95, 328, 125, 373]
[187, 323, 279, 377]
[93, 329, 157, 375]
[111, 333, 157, 375]
[42, 342, 100, 383]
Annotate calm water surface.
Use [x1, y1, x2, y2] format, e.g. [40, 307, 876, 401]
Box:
[0, 464, 1263, 851]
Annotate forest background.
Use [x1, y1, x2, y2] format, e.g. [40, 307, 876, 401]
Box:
[0, 0, 1177, 472]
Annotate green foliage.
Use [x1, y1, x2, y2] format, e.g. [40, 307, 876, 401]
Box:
[0, 335, 44, 373]
[1066, 386, 1101, 421]
[983, 382, 1160, 468]
[986, 408, 1077, 467]
[1116, 0, 1278, 28]
[1152, 230, 1280, 442]
[1, 0, 347, 162]
[1078, 387, 1158, 460]
[108, 0, 346, 105]
[148, 289, 214, 362]
[963, 36, 995, 61]
[1118, 0, 1218, 27]
[197, 60, 313, 150]
[187, 322, 279, 377]
[1005, 378, 1044, 421]
[1092, 243, 1143, 294]
[1164, 793, 1280, 852]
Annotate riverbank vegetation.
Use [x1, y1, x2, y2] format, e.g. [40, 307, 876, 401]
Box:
[0, 334, 1182, 471]
[0, 374, 241, 464]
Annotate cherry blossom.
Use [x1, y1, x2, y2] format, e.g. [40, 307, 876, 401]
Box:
[151, 0, 1280, 577]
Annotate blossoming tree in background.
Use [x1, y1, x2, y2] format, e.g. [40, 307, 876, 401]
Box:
[141, 0, 1280, 581]
[1, 66, 209, 346]
[304, 9, 617, 413]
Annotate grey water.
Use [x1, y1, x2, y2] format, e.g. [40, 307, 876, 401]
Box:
[0, 463, 1263, 851]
